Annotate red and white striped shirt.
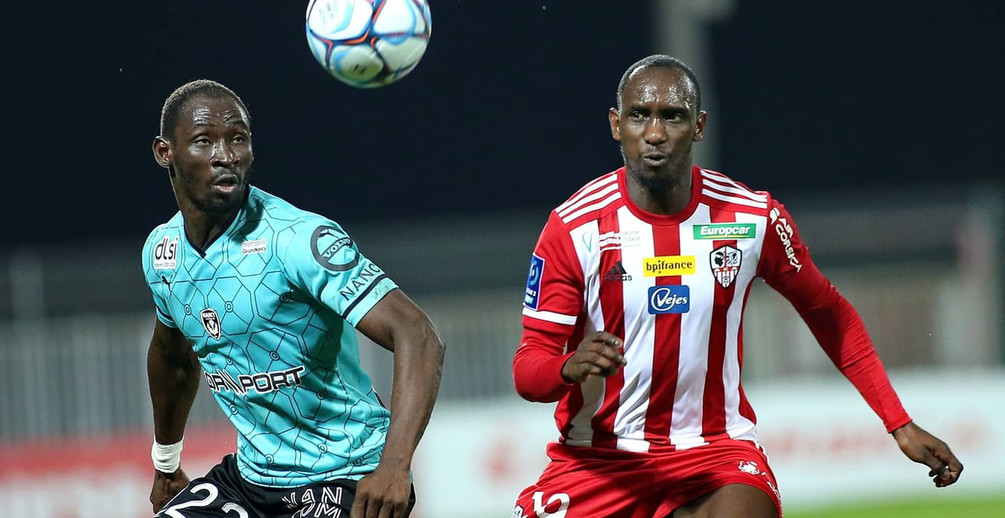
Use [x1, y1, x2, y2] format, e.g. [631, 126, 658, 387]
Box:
[513, 166, 910, 453]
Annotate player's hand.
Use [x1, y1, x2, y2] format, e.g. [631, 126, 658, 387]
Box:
[892, 421, 963, 487]
[150, 468, 190, 513]
[351, 464, 411, 518]
[560, 331, 627, 384]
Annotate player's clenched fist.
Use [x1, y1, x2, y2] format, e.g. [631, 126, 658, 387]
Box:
[561, 331, 627, 383]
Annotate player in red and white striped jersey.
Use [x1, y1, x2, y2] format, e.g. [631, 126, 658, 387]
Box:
[511, 55, 962, 518]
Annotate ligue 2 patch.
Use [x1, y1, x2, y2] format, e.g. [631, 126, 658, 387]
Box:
[524, 254, 545, 310]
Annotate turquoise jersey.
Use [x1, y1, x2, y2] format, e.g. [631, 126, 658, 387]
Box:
[141, 186, 396, 487]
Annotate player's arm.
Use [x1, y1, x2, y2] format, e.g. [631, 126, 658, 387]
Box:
[760, 200, 962, 487]
[352, 288, 445, 518]
[513, 212, 626, 401]
[146, 317, 200, 512]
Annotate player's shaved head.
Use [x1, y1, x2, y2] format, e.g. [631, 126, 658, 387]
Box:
[160, 79, 250, 142]
[616, 55, 702, 114]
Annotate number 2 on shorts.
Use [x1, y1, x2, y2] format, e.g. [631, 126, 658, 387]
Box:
[160, 483, 249, 518]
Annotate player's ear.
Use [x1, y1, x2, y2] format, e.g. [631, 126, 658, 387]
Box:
[609, 107, 622, 142]
[152, 136, 173, 169]
[693, 111, 707, 142]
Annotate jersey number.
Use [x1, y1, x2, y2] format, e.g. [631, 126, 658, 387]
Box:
[160, 483, 249, 518]
[532, 491, 570, 518]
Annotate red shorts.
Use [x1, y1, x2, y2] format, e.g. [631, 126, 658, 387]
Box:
[512, 440, 781, 518]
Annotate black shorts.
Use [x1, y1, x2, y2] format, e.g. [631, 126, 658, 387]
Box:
[154, 454, 415, 518]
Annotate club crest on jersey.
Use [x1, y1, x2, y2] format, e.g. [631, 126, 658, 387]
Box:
[201, 308, 222, 340]
[647, 285, 690, 314]
[153, 236, 179, 270]
[524, 254, 545, 309]
[710, 245, 742, 288]
[311, 225, 359, 272]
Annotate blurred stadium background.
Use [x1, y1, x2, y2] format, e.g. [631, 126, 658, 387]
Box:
[2, 1, 1003, 516]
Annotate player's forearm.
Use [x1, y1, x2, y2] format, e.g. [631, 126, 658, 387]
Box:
[379, 319, 444, 471]
[513, 345, 575, 402]
[794, 289, 911, 432]
[147, 342, 201, 444]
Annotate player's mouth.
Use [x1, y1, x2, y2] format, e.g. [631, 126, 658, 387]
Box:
[642, 152, 668, 168]
[211, 173, 241, 194]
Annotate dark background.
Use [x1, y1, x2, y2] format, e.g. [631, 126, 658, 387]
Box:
[3, 0, 1001, 248]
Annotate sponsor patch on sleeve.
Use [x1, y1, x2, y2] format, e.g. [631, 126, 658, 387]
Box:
[523, 254, 545, 310]
[311, 225, 359, 272]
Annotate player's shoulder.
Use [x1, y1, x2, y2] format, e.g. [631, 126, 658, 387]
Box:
[141, 212, 183, 257]
[550, 168, 625, 229]
[245, 186, 343, 241]
[246, 187, 358, 266]
[141, 212, 184, 279]
[696, 166, 778, 215]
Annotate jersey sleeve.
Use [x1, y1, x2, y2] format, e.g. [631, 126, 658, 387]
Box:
[283, 221, 398, 327]
[141, 229, 178, 328]
[513, 211, 583, 402]
[759, 199, 911, 433]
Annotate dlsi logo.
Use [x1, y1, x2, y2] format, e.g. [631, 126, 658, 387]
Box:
[153, 236, 179, 270]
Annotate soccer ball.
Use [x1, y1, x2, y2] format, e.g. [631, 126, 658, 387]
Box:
[305, 0, 432, 88]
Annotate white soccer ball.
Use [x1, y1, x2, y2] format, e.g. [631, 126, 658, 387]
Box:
[305, 0, 432, 88]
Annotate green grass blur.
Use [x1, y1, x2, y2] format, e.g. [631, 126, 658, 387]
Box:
[785, 495, 1005, 518]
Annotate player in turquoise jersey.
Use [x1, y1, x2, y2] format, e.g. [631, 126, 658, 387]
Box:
[143, 79, 444, 518]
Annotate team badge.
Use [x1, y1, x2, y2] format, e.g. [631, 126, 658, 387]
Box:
[201, 308, 222, 340]
[710, 245, 742, 288]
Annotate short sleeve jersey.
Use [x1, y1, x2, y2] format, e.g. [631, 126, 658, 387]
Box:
[141, 186, 397, 487]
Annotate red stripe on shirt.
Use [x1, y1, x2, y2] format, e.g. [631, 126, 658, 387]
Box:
[701, 207, 736, 438]
[591, 211, 626, 449]
[643, 221, 682, 447]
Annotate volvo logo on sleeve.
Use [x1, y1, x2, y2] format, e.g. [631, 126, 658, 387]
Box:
[201, 308, 222, 340]
[710, 245, 742, 288]
[153, 236, 179, 270]
[311, 225, 360, 272]
[647, 285, 690, 314]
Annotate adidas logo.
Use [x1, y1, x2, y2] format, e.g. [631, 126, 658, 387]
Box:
[603, 261, 632, 282]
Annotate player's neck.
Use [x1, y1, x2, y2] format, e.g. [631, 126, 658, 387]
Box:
[625, 165, 693, 216]
[180, 206, 240, 251]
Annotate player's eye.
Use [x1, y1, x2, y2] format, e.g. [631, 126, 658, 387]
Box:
[629, 111, 647, 122]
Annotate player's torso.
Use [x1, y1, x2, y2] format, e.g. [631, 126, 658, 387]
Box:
[570, 203, 768, 346]
[150, 217, 322, 379]
[554, 168, 773, 450]
[143, 191, 390, 485]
